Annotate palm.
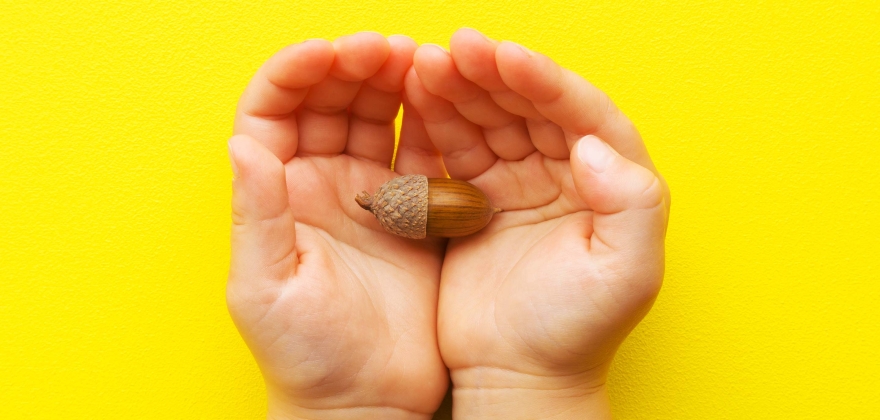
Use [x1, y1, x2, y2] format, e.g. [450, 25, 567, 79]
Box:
[440, 157, 633, 375]
[405, 29, 669, 383]
[227, 33, 449, 416]
[268, 156, 446, 402]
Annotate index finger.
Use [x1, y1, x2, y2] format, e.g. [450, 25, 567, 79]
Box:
[234, 40, 335, 162]
[494, 41, 656, 174]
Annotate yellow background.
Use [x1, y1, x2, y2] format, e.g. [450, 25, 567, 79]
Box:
[2, 1, 878, 418]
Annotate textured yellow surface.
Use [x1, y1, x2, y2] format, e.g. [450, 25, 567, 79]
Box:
[2, 1, 878, 418]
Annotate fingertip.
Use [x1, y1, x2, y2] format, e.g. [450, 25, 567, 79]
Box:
[403, 66, 429, 104]
[571, 135, 663, 214]
[452, 27, 495, 45]
[388, 34, 418, 51]
[355, 30, 388, 39]
[450, 28, 505, 91]
[227, 134, 252, 177]
[388, 34, 419, 66]
[228, 134, 284, 182]
[264, 39, 334, 89]
[575, 135, 616, 174]
[414, 43, 450, 69]
[404, 66, 419, 87]
[366, 35, 418, 92]
[300, 38, 335, 54]
[495, 41, 534, 86]
[452, 29, 496, 64]
[402, 69, 419, 108]
[451, 28, 497, 55]
[412, 44, 452, 89]
[414, 44, 481, 102]
[335, 30, 389, 47]
[496, 41, 562, 103]
[498, 40, 533, 58]
[331, 32, 391, 81]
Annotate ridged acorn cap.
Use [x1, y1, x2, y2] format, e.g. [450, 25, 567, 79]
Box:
[356, 175, 501, 239]
[355, 175, 429, 239]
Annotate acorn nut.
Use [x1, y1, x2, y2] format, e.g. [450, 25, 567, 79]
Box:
[355, 175, 501, 239]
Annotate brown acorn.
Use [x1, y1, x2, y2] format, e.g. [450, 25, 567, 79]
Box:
[355, 175, 501, 239]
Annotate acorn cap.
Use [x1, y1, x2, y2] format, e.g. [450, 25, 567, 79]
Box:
[355, 174, 428, 239]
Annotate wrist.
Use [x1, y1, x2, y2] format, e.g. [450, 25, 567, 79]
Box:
[267, 403, 433, 420]
[449, 367, 611, 420]
[267, 389, 434, 420]
[267, 406, 432, 420]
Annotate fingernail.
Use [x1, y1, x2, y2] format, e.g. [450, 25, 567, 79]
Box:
[507, 41, 533, 57]
[227, 139, 240, 178]
[577, 135, 613, 173]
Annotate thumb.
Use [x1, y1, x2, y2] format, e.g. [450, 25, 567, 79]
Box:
[228, 134, 297, 286]
[570, 135, 668, 255]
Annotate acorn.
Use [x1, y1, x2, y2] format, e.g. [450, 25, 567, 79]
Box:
[355, 175, 501, 239]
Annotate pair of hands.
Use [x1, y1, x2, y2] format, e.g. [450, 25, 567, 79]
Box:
[226, 29, 669, 420]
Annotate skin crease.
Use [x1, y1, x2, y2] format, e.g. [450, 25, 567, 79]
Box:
[227, 29, 669, 420]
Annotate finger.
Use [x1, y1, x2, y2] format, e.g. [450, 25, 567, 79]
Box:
[296, 32, 390, 157]
[449, 27, 506, 91]
[366, 35, 418, 92]
[394, 95, 448, 178]
[228, 135, 297, 288]
[449, 29, 567, 159]
[570, 135, 667, 258]
[403, 67, 497, 180]
[345, 85, 399, 166]
[447, 31, 545, 121]
[496, 41, 655, 172]
[330, 31, 392, 81]
[526, 119, 569, 159]
[414, 44, 535, 161]
[345, 35, 417, 166]
[449, 28, 546, 121]
[234, 40, 334, 162]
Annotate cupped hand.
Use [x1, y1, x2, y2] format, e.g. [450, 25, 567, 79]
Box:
[406, 29, 670, 417]
[226, 33, 450, 420]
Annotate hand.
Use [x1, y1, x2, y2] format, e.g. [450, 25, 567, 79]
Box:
[226, 33, 450, 420]
[406, 29, 670, 419]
